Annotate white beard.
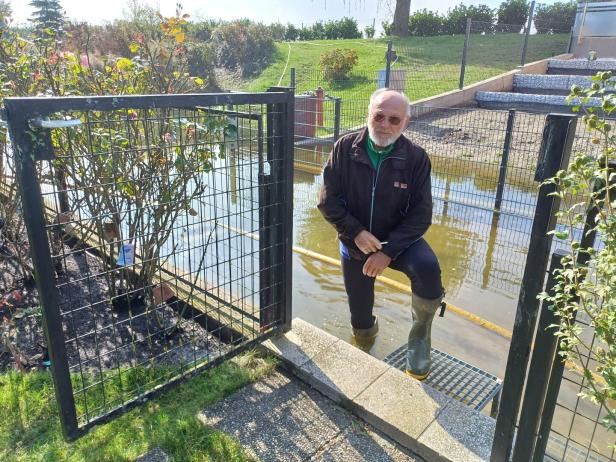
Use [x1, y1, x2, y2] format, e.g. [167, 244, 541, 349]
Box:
[367, 125, 400, 148]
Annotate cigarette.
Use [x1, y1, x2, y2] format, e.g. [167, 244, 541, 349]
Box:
[380, 241, 388, 245]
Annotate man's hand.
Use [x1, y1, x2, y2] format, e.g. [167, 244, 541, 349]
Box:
[363, 251, 392, 278]
[354, 230, 382, 255]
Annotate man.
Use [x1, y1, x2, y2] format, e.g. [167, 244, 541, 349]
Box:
[317, 88, 445, 380]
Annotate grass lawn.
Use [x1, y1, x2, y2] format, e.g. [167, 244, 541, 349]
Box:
[0, 352, 276, 462]
[245, 33, 569, 130]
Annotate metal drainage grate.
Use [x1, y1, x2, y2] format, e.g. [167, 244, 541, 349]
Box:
[383, 345, 503, 416]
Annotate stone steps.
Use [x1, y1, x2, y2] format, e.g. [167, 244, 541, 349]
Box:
[513, 74, 616, 95]
[475, 91, 601, 112]
[546, 58, 616, 76]
[474, 58, 613, 112]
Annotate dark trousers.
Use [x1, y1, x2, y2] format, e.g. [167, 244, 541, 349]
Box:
[341, 238, 443, 329]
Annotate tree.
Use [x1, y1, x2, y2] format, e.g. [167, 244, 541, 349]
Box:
[0, 1, 11, 19]
[408, 9, 443, 36]
[443, 4, 495, 34]
[29, 0, 65, 37]
[393, 0, 411, 36]
[497, 0, 529, 26]
[534, 2, 577, 33]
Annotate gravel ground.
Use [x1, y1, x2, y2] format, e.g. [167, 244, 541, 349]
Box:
[407, 106, 608, 172]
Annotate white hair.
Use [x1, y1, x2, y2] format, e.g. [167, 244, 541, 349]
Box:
[369, 88, 411, 117]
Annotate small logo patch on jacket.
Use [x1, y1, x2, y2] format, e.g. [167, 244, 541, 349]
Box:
[394, 181, 408, 189]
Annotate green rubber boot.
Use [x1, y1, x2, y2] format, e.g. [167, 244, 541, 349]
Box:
[351, 316, 378, 352]
[405, 294, 443, 380]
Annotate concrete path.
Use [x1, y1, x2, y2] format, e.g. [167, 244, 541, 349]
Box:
[198, 369, 423, 462]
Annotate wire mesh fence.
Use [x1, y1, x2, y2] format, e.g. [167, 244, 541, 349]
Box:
[2, 91, 294, 438]
[545, 321, 616, 461]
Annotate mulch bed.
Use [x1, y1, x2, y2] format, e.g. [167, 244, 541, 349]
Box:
[0, 210, 228, 374]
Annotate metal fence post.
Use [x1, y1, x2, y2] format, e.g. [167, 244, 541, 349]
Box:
[281, 87, 294, 331]
[264, 86, 294, 332]
[333, 97, 341, 142]
[290, 67, 296, 89]
[4, 105, 80, 441]
[511, 249, 567, 462]
[567, 26, 574, 54]
[490, 114, 577, 462]
[385, 40, 393, 88]
[260, 100, 276, 330]
[520, 0, 536, 67]
[459, 18, 471, 90]
[531, 159, 616, 461]
[495, 110, 516, 211]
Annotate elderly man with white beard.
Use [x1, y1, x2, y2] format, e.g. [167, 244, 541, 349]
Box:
[317, 88, 445, 380]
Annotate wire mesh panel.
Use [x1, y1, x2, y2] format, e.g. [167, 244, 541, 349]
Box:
[392, 40, 462, 99]
[408, 106, 548, 216]
[544, 317, 616, 462]
[3, 91, 294, 439]
[294, 67, 380, 133]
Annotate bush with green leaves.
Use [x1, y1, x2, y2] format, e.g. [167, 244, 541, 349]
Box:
[319, 48, 358, 82]
[212, 21, 276, 76]
[408, 9, 444, 37]
[0, 10, 219, 330]
[497, 0, 529, 26]
[364, 24, 375, 39]
[443, 4, 495, 34]
[541, 71, 616, 438]
[534, 1, 577, 34]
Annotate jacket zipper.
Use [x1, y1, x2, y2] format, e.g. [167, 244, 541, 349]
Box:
[368, 155, 405, 232]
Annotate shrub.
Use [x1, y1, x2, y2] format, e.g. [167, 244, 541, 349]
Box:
[212, 21, 276, 76]
[534, 2, 576, 34]
[542, 72, 616, 440]
[284, 22, 299, 41]
[0, 10, 216, 317]
[497, 0, 529, 26]
[312, 21, 327, 40]
[364, 24, 375, 39]
[381, 21, 393, 37]
[323, 17, 361, 40]
[319, 48, 358, 81]
[443, 4, 495, 34]
[266, 22, 287, 41]
[408, 9, 444, 36]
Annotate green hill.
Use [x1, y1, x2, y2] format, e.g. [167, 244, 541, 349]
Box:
[244, 33, 569, 129]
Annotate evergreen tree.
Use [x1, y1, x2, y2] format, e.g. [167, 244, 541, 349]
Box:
[0, 1, 12, 19]
[29, 0, 66, 38]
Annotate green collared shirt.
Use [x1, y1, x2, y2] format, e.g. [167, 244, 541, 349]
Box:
[366, 136, 395, 169]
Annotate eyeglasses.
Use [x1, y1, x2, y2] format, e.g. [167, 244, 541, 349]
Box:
[372, 113, 403, 126]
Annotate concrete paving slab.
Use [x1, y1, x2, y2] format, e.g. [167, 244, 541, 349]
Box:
[352, 367, 452, 453]
[309, 423, 424, 462]
[261, 318, 499, 462]
[198, 369, 353, 462]
[261, 318, 339, 369]
[298, 338, 390, 404]
[418, 400, 495, 462]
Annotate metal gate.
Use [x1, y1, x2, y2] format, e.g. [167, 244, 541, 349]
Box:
[3, 89, 294, 440]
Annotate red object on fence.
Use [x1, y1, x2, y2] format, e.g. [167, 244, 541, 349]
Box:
[295, 95, 317, 139]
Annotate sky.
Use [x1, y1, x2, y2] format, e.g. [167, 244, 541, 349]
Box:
[8, 0, 565, 30]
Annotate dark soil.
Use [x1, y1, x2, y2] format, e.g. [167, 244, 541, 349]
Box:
[0, 215, 227, 373]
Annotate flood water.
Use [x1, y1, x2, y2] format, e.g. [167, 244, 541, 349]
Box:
[291, 164, 534, 379]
